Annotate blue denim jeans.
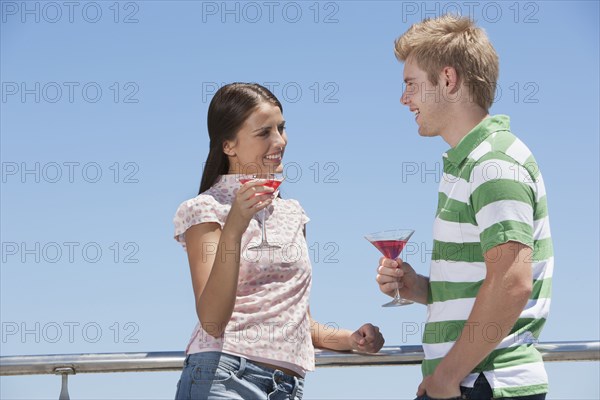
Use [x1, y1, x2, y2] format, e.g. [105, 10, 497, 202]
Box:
[415, 373, 547, 400]
[175, 352, 304, 400]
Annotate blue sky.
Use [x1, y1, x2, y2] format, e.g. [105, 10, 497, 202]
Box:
[1, 1, 598, 398]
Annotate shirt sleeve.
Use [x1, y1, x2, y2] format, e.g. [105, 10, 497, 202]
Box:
[173, 194, 226, 250]
[289, 199, 310, 226]
[470, 156, 537, 254]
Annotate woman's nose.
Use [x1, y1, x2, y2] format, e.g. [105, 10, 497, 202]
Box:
[273, 133, 286, 148]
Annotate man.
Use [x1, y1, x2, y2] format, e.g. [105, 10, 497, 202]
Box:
[376, 14, 552, 399]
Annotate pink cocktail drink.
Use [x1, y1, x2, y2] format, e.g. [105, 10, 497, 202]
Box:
[239, 178, 282, 194]
[365, 229, 415, 307]
[238, 173, 284, 250]
[370, 239, 408, 260]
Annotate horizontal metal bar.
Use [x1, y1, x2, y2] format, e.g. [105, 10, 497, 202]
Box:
[1, 341, 598, 376]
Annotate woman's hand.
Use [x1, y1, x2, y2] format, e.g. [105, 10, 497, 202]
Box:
[349, 323, 385, 353]
[226, 179, 275, 235]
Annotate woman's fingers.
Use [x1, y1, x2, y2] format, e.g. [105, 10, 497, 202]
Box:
[237, 180, 275, 209]
[239, 179, 274, 195]
[251, 194, 274, 210]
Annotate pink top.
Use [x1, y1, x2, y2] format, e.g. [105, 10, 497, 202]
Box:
[173, 175, 315, 375]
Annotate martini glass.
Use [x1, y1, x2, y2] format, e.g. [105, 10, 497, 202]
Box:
[365, 229, 415, 307]
[238, 173, 284, 250]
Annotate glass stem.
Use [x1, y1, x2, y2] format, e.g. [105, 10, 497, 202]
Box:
[260, 208, 268, 245]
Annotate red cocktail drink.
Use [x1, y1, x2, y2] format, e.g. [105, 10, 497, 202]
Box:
[365, 229, 415, 307]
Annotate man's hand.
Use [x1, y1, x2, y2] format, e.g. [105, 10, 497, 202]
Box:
[416, 373, 461, 399]
[376, 256, 419, 300]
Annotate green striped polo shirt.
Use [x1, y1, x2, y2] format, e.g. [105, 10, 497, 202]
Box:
[422, 115, 553, 397]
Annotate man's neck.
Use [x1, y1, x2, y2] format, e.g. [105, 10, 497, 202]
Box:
[441, 107, 489, 148]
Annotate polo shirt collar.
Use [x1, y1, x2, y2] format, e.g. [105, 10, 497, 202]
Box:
[444, 115, 511, 165]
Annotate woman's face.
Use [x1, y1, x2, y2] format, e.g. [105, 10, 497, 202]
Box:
[224, 102, 287, 175]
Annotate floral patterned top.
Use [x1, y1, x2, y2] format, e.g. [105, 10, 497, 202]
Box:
[173, 174, 314, 375]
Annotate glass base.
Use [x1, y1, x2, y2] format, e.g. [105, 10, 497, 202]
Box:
[248, 242, 281, 251]
[382, 298, 414, 307]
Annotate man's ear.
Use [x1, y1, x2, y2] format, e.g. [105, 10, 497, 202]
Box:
[442, 66, 460, 93]
[223, 140, 236, 157]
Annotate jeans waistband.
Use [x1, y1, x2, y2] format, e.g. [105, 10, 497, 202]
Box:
[184, 352, 301, 386]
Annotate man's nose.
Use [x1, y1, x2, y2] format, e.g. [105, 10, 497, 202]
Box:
[400, 90, 410, 105]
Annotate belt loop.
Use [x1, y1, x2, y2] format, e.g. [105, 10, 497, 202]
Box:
[236, 356, 247, 378]
[290, 376, 299, 399]
[183, 354, 190, 367]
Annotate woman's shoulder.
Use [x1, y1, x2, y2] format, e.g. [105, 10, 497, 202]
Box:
[175, 191, 229, 215]
[276, 197, 310, 224]
[184, 184, 234, 204]
[277, 196, 303, 208]
[173, 191, 231, 240]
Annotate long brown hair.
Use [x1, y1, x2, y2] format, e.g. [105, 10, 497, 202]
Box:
[198, 83, 283, 194]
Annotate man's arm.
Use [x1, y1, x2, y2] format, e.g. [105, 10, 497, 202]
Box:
[417, 241, 532, 398]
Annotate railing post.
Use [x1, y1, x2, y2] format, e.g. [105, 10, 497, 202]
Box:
[54, 367, 74, 400]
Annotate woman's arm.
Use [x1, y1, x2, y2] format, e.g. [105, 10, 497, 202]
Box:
[185, 180, 275, 338]
[304, 228, 384, 353]
[308, 309, 384, 353]
[185, 222, 241, 338]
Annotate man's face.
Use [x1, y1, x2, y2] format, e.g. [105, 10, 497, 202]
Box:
[400, 57, 446, 138]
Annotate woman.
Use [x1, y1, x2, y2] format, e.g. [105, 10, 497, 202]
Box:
[173, 83, 384, 399]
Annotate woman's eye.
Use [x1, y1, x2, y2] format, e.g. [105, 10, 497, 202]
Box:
[278, 125, 286, 133]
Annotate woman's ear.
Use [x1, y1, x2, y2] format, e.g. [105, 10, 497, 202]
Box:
[223, 140, 236, 157]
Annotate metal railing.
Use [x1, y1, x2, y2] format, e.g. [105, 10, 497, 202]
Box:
[1, 341, 598, 399]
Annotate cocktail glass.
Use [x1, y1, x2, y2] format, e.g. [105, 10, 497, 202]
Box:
[365, 229, 415, 307]
[238, 173, 284, 250]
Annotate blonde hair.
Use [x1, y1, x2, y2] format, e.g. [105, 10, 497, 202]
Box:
[394, 14, 499, 110]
